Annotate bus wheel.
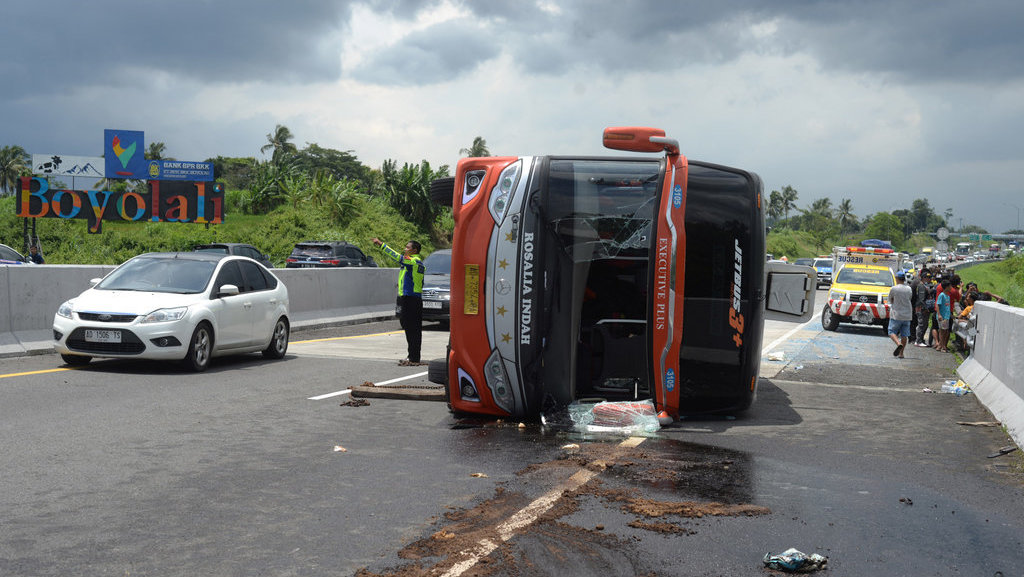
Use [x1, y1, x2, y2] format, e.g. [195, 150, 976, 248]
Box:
[822, 305, 840, 331]
[430, 177, 455, 205]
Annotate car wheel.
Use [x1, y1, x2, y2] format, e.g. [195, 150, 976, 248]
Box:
[183, 323, 213, 372]
[262, 317, 289, 359]
[821, 305, 840, 331]
[61, 353, 91, 366]
[429, 177, 455, 205]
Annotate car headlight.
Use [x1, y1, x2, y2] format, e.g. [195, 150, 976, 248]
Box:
[141, 306, 189, 324]
[829, 291, 845, 301]
[57, 301, 74, 319]
[488, 160, 522, 225]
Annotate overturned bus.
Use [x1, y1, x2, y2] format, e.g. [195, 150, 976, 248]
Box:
[427, 127, 814, 421]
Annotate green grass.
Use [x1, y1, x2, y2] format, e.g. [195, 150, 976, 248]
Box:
[956, 255, 1024, 307]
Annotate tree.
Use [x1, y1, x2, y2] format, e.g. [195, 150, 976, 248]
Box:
[261, 124, 298, 165]
[781, 185, 798, 223]
[863, 212, 906, 245]
[459, 136, 490, 157]
[767, 190, 784, 224]
[836, 198, 856, 243]
[379, 159, 450, 230]
[290, 143, 372, 188]
[0, 145, 30, 196]
[145, 142, 171, 160]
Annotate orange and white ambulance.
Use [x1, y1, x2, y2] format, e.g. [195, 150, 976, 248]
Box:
[428, 127, 814, 421]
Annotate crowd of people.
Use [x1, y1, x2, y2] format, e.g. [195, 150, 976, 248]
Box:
[892, 265, 1008, 356]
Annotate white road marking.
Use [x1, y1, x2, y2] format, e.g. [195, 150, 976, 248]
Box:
[439, 436, 646, 577]
[307, 371, 428, 400]
[762, 314, 820, 355]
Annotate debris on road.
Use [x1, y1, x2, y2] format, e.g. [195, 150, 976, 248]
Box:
[767, 351, 785, 361]
[988, 446, 1019, 458]
[957, 421, 1000, 427]
[899, 497, 913, 506]
[763, 548, 828, 572]
[340, 398, 370, 407]
[470, 472, 488, 478]
[333, 445, 348, 452]
[940, 380, 972, 395]
[543, 399, 661, 435]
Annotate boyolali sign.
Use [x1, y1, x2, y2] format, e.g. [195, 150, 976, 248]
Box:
[17, 177, 224, 234]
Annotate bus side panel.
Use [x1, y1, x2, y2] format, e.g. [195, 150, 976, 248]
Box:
[448, 157, 519, 417]
[650, 156, 688, 418]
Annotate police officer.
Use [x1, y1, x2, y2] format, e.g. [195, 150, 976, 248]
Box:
[372, 237, 425, 365]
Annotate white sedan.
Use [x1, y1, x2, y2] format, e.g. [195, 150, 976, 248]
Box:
[53, 252, 290, 371]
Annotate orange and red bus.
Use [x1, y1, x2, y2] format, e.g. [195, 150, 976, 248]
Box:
[428, 127, 813, 421]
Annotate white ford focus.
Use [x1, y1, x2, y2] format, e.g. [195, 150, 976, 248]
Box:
[53, 252, 290, 371]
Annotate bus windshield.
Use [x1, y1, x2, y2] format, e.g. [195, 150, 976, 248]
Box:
[545, 159, 662, 262]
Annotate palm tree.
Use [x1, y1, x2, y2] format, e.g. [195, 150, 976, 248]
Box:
[0, 145, 30, 195]
[261, 124, 298, 164]
[767, 190, 784, 224]
[837, 198, 856, 243]
[459, 136, 490, 157]
[780, 185, 798, 224]
[145, 142, 171, 160]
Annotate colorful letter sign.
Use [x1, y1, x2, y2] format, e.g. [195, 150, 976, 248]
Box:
[104, 129, 147, 179]
[16, 177, 224, 234]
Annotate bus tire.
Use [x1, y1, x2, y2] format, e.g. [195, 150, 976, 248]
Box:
[428, 358, 448, 385]
[430, 177, 455, 206]
[822, 305, 840, 331]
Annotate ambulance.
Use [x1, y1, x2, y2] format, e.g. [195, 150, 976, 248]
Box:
[427, 127, 816, 421]
[821, 246, 901, 332]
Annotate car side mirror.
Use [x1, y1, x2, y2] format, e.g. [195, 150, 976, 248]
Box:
[217, 284, 240, 297]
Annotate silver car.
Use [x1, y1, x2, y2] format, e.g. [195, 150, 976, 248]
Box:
[53, 252, 290, 370]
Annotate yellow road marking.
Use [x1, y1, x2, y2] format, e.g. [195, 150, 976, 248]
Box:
[0, 367, 72, 379]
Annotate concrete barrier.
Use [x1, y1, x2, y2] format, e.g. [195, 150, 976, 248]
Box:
[0, 264, 398, 358]
[957, 301, 1024, 449]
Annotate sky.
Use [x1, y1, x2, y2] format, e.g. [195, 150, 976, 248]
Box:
[4, 0, 1024, 233]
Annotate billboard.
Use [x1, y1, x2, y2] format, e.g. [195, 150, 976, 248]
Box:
[104, 129, 147, 179]
[31, 155, 104, 178]
[147, 160, 214, 181]
[16, 176, 224, 234]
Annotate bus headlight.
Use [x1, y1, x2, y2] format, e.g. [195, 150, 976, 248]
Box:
[484, 349, 514, 414]
[488, 160, 521, 225]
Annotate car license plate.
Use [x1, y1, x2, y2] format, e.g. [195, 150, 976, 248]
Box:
[85, 329, 121, 343]
[302, 263, 316, 268]
[423, 300, 443, 309]
[464, 264, 479, 315]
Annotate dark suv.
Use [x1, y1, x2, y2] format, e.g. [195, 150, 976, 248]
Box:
[285, 241, 377, 268]
[194, 243, 274, 268]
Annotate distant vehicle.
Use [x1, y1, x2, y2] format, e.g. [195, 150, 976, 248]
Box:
[0, 243, 33, 265]
[794, 258, 814, 267]
[53, 252, 290, 371]
[812, 258, 833, 288]
[194, 243, 273, 268]
[822, 246, 900, 333]
[285, 241, 377, 268]
[954, 242, 972, 261]
[421, 249, 452, 326]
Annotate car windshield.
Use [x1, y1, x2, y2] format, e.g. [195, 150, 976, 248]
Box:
[835, 268, 893, 287]
[814, 259, 831, 268]
[97, 256, 216, 294]
[424, 251, 451, 274]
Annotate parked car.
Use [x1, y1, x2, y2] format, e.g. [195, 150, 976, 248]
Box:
[793, 258, 814, 267]
[0, 243, 32, 265]
[812, 257, 833, 288]
[285, 241, 377, 268]
[421, 249, 451, 326]
[53, 252, 290, 371]
[194, 242, 273, 268]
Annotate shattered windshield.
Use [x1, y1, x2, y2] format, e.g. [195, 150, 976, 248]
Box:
[545, 159, 662, 262]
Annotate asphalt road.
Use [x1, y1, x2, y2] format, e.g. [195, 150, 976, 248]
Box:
[1, 293, 1022, 577]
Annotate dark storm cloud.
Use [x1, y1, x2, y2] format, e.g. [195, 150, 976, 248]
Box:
[348, 20, 499, 85]
[0, 0, 350, 97]
[365, 0, 1024, 86]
